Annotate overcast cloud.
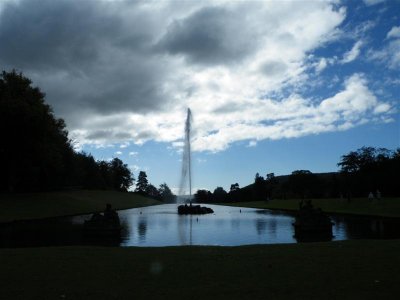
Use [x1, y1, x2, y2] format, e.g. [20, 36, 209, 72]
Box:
[0, 0, 395, 152]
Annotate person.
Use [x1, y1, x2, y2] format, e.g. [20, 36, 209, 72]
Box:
[376, 190, 381, 200]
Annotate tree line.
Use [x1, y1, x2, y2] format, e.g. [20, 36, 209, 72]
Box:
[0, 70, 175, 201]
[195, 146, 400, 203]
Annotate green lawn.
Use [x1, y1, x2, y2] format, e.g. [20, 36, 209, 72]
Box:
[1, 240, 399, 300]
[0, 190, 161, 222]
[221, 198, 400, 217]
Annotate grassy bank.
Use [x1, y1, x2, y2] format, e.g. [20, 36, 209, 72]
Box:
[0, 190, 161, 222]
[221, 198, 400, 218]
[0, 240, 399, 299]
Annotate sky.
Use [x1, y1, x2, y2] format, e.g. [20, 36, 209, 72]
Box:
[0, 0, 399, 194]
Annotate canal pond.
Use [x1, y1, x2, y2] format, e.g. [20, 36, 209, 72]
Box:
[1, 204, 399, 247]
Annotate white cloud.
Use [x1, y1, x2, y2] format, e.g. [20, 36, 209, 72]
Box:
[189, 73, 391, 152]
[341, 40, 363, 64]
[387, 26, 400, 39]
[0, 0, 394, 154]
[368, 39, 400, 70]
[315, 58, 328, 73]
[363, 0, 385, 6]
[247, 141, 258, 148]
[129, 151, 138, 156]
[115, 151, 123, 155]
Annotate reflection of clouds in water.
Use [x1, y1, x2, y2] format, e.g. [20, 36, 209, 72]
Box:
[115, 204, 400, 246]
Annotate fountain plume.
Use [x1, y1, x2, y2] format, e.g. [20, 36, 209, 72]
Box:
[178, 108, 192, 200]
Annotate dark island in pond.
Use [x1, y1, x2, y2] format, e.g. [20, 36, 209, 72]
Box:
[84, 204, 121, 237]
[178, 202, 214, 215]
[293, 200, 333, 240]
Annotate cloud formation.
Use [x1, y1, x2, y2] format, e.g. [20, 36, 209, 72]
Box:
[0, 0, 395, 153]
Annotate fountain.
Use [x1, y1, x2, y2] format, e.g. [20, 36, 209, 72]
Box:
[177, 108, 213, 215]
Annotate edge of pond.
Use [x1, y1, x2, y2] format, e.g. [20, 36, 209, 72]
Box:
[214, 203, 400, 220]
[0, 203, 164, 225]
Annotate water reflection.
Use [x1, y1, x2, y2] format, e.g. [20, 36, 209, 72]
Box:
[255, 219, 266, 235]
[137, 216, 147, 243]
[268, 218, 277, 237]
[1, 204, 400, 248]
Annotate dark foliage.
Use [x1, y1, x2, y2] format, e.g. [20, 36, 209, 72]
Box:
[195, 147, 399, 203]
[194, 189, 213, 203]
[158, 183, 176, 202]
[145, 183, 160, 199]
[0, 70, 134, 193]
[135, 171, 149, 194]
[337, 147, 400, 198]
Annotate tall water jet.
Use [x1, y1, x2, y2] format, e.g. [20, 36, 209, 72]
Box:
[179, 108, 192, 199]
[177, 108, 213, 215]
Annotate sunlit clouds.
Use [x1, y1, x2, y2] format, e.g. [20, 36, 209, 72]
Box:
[0, 0, 397, 154]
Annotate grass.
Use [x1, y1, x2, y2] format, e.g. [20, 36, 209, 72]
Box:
[221, 198, 400, 218]
[0, 240, 399, 299]
[0, 190, 161, 222]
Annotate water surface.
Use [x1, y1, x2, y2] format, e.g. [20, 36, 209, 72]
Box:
[2, 204, 399, 247]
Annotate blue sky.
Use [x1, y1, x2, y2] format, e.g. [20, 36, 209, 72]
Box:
[0, 0, 398, 193]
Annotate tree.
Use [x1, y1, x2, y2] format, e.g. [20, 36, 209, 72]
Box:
[146, 184, 160, 199]
[253, 173, 267, 200]
[337, 147, 399, 197]
[194, 189, 212, 203]
[0, 70, 135, 193]
[213, 186, 228, 202]
[230, 183, 240, 192]
[337, 147, 392, 173]
[109, 158, 134, 192]
[288, 170, 321, 198]
[135, 171, 148, 194]
[0, 70, 73, 192]
[265, 173, 278, 199]
[158, 183, 176, 202]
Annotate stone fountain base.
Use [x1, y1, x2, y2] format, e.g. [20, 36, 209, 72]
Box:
[178, 203, 214, 215]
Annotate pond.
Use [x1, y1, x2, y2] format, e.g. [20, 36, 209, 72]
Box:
[1, 204, 399, 247]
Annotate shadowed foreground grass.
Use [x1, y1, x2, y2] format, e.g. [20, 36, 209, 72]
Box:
[222, 198, 400, 217]
[1, 240, 399, 300]
[0, 190, 161, 222]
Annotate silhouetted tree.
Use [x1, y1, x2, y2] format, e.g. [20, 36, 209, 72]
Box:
[135, 171, 148, 194]
[287, 170, 322, 198]
[146, 184, 160, 199]
[158, 183, 176, 202]
[253, 173, 267, 200]
[338, 147, 399, 197]
[230, 183, 240, 192]
[194, 189, 212, 203]
[0, 70, 73, 192]
[0, 70, 135, 193]
[265, 173, 278, 199]
[109, 158, 134, 191]
[213, 186, 228, 202]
